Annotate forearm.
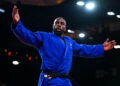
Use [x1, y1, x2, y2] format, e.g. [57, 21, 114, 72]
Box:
[73, 44, 104, 58]
[87, 44, 104, 58]
[11, 20, 44, 48]
[12, 20, 19, 29]
[11, 20, 38, 47]
[11, 20, 31, 44]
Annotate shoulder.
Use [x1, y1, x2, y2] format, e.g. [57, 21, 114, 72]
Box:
[34, 31, 49, 36]
[33, 31, 50, 39]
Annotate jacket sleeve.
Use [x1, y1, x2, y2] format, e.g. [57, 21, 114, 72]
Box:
[11, 20, 45, 48]
[72, 40, 104, 58]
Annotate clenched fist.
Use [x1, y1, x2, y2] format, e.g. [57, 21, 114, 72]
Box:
[12, 5, 20, 24]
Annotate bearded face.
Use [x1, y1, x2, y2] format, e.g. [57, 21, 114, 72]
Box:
[53, 17, 66, 36]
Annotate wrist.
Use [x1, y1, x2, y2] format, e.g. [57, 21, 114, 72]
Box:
[103, 44, 106, 51]
[13, 19, 19, 25]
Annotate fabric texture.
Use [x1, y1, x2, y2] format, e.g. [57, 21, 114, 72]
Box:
[11, 20, 104, 86]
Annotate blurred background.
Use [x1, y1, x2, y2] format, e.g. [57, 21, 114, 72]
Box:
[0, 0, 120, 86]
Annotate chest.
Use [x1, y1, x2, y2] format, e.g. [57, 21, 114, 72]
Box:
[48, 36, 66, 49]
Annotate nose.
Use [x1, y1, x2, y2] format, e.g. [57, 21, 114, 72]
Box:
[57, 25, 61, 27]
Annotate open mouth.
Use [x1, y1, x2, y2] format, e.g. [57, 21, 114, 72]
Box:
[56, 28, 61, 31]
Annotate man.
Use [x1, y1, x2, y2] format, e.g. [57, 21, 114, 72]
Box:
[11, 5, 116, 86]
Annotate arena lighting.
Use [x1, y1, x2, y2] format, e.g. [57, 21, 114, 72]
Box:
[28, 56, 32, 61]
[25, 53, 29, 57]
[35, 56, 39, 60]
[8, 51, 12, 56]
[79, 33, 85, 38]
[114, 45, 120, 49]
[4, 49, 7, 52]
[107, 11, 115, 16]
[67, 29, 75, 33]
[85, 2, 95, 10]
[76, 1, 85, 6]
[0, 8, 5, 13]
[116, 15, 120, 18]
[15, 51, 18, 55]
[56, 0, 63, 4]
[12, 60, 20, 65]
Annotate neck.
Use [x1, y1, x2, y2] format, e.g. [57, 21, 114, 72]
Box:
[57, 34, 63, 38]
[53, 31, 64, 38]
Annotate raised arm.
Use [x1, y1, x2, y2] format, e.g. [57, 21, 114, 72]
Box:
[11, 5, 45, 48]
[72, 38, 116, 58]
[72, 40, 104, 58]
[12, 5, 20, 25]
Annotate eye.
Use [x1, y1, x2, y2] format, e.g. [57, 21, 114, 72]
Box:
[61, 22, 65, 25]
[55, 21, 59, 24]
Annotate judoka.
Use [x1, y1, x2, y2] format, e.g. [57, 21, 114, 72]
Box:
[11, 5, 116, 86]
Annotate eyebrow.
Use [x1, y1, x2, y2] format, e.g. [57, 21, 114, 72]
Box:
[55, 20, 65, 23]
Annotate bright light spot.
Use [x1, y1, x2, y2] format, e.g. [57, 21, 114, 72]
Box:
[114, 45, 120, 49]
[76, 1, 85, 6]
[28, 56, 32, 61]
[4, 49, 7, 52]
[56, 0, 63, 4]
[8, 51, 12, 56]
[12, 60, 20, 65]
[0, 8, 5, 13]
[107, 12, 115, 16]
[67, 29, 75, 33]
[116, 15, 120, 18]
[25, 53, 29, 57]
[85, 2, 95, 10]
[79, 33, 85, 38]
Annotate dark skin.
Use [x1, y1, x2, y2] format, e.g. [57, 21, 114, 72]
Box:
[53, 17, 66, 37]
[12, 5, 116, 51]
[52, 17, 66, 43]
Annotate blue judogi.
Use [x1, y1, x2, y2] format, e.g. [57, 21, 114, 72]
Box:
[11, 20, 104, 86]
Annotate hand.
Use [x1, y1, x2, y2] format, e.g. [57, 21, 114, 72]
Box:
[12, 5, 20, 24]
[103, 38, 116, 51]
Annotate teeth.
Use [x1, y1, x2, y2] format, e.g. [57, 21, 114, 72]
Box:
[57, 28, 61, 31]
[57, 30, 61, 31]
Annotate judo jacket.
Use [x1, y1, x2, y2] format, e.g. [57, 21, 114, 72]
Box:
[11, 20, 104, 86]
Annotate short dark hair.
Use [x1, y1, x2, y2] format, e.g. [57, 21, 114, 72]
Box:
[53, 17, 66, 25]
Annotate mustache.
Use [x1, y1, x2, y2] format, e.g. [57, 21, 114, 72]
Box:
[53, 26, 65, 30]
[54, 27, 64, 31]
[53, 26, 66, 33]
[53, 27, 64, 33]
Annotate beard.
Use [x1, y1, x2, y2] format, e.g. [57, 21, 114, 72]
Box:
[53, 27, 65, 36]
